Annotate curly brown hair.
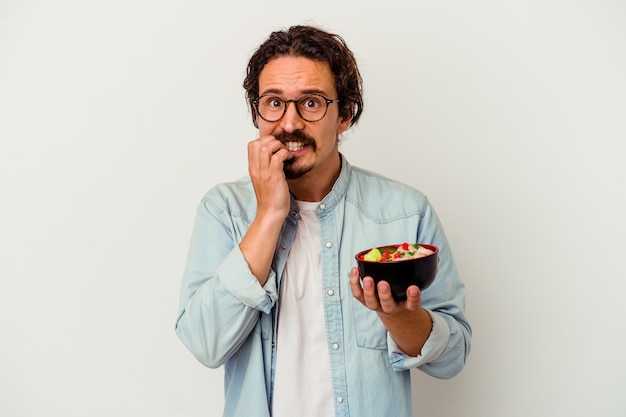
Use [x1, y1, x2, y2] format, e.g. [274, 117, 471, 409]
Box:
[243, 25, 364, 128]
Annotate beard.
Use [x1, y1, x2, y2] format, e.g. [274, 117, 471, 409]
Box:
[275, 131, 317, 180]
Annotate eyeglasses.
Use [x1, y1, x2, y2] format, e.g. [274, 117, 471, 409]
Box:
[253, 94, 340, 123]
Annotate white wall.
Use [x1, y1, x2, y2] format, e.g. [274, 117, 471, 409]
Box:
[1, 1, 624, 416]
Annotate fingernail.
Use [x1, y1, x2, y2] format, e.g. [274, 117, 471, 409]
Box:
[408, 287, 418, 297]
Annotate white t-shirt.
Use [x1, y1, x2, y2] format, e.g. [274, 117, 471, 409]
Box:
[272, 201, 334, 417]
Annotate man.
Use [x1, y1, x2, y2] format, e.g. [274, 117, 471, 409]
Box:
[175, 25, 471, 417]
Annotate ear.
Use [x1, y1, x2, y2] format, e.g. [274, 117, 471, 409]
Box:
[337, 116, 351, 135]
[336, 104, 354, 135]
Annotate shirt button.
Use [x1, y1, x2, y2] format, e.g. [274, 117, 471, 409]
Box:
[291, 210, 298, 217]
[332, 343, 339, 350]
[325, 241, 332, 248]
[280, 245, 286, 250]
[319, 203, 326, 210]
[337, 396, 344, 403]
[327, 289, 335, 296]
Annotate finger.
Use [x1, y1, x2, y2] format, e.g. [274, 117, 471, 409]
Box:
[270, 148, 293, 169]
[263, 135, 293, 159]
[349, 267, 365, 304]
[361, 276, 381, 310]
[261, 139, 293, 174]
[248, 138, 291, 179]
[248, 136, 286, 159]
[404, 285, 422, 311]
[376, 280, 398, 313]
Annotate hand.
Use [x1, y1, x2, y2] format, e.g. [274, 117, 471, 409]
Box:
[349, 267, 422, 314]
[349, 267, 432, 357]
[247, 135, 293, 220]
[239, 136, 293, 285]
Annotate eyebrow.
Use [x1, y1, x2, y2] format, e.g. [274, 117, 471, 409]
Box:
[259, 88, 331, 97]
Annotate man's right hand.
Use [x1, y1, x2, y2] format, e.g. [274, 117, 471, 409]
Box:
[239, 136, 293, 285]
[247, 135, 293, 221]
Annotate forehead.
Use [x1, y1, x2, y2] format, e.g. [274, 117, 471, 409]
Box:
[258, 56, 336, 96]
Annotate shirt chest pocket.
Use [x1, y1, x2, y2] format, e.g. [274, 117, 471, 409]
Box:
[350, 299, 388, 350]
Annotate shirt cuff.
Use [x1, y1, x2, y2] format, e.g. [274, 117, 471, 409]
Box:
[216, 245, 277, 313]
[388, 309, 450, 370]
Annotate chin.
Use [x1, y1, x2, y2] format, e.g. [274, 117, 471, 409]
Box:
[283, 161, 313, 179]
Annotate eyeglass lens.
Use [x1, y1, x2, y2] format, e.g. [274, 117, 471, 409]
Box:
[256, 94, 335, 122]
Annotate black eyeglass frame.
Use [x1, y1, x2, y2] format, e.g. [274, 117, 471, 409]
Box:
[252, 94, 340, 123]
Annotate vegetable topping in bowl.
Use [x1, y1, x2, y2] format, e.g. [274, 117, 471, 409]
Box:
[363, 243, 434, 262]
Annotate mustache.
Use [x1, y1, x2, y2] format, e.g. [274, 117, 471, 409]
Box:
[275, 131, 316, 149]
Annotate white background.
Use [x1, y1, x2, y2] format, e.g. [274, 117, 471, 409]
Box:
[1, 1, 625, 416]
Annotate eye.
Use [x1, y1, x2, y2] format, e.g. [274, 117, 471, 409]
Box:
[266, 97, 284, 109]
[258, 96, 284, 110]
[300, 95, 323, 110]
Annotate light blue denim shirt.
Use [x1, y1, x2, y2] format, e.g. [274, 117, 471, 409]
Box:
[175, 156, 471, 417]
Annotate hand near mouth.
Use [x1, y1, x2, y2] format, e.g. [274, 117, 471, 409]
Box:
[248, 135, 293, 219]
[240, 135, 294, 285]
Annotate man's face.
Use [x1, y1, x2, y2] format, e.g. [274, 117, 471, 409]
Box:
[257, 56, 350, 180]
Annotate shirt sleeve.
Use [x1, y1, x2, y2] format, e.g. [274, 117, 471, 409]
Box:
[174, 191, 278, 369]
[388, 198, 472, 377]
[217, 244, 278, 312]
[387, 309, 450, 369]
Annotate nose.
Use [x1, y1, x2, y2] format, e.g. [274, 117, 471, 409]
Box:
[279, 101, 305, 133]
